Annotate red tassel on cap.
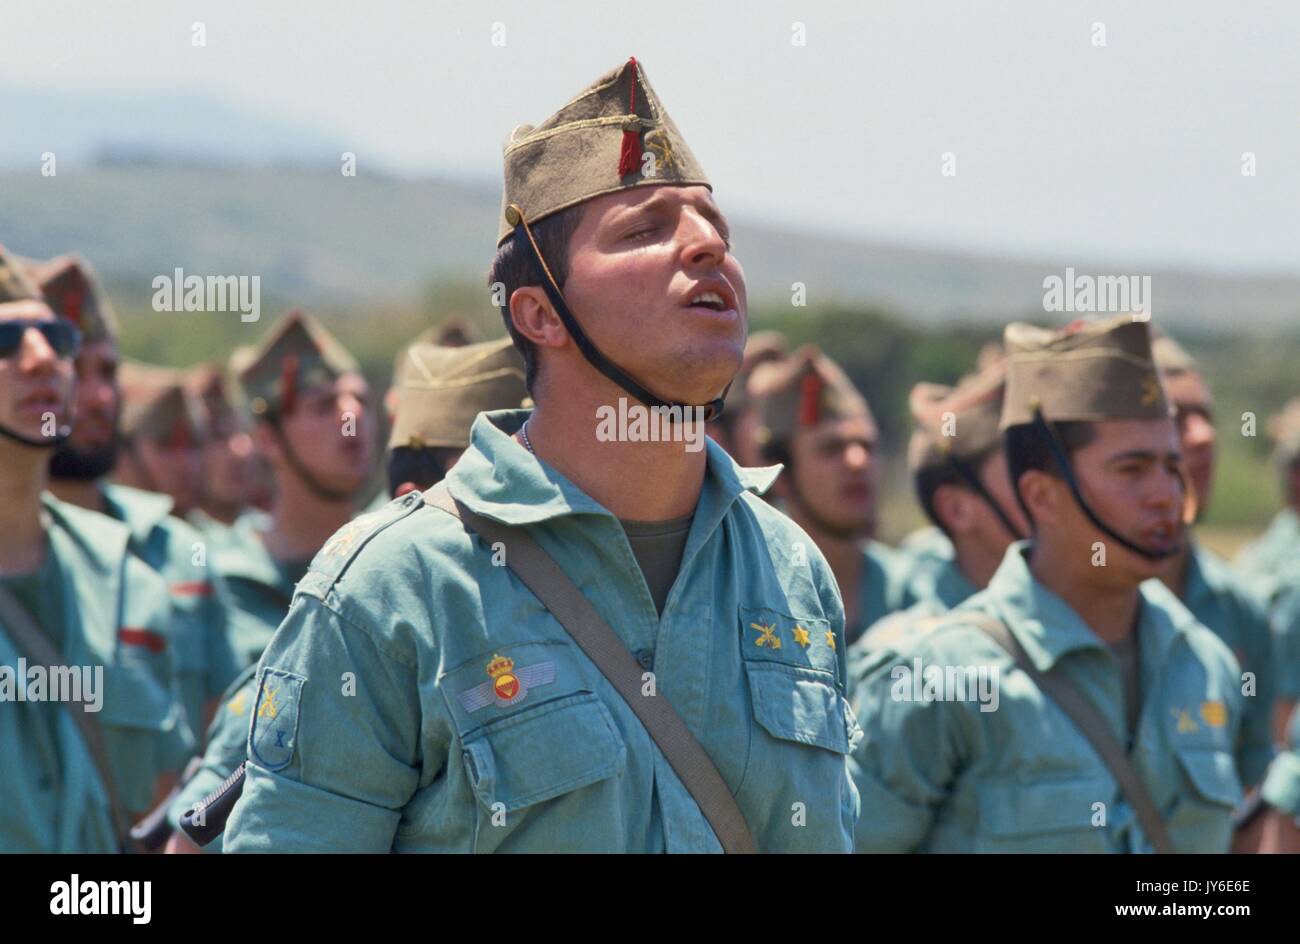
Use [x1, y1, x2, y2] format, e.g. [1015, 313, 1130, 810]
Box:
[798, 371, 824, 427]
[617, 57, 641, 178]
[280, 353, 299, 415]
[62, 276, 87, 326]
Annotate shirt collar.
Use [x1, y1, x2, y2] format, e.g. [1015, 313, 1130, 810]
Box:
[983, 541, 1184, 672]
[447, 409, 782, 532]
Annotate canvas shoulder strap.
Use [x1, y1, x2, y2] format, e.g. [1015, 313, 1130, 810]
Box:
[426, 484, 757, 854]
[0, 583, 132, 850]
[965, 610, 1175, 854]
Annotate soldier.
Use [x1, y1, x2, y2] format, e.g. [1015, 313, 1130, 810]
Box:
[849, 316, 1259, 852]
[0, 246, 192, 851]
[1149, 332, 1276, 794]
[1236, 398, 1300, 602]
[1259, 706, 1300, 852]
[386, 335, 530, 496]
[185, 362, 258, 530]
[211, 309, 376, 669]
[163, 336, 532, 853]
[32, 257, 238, 737]
[225, 57, 858, 853]
[706, 330, 786, 467]
[855, 358, 1025, 648]
[748, 345, 910, 645]
[113, 361, 206, 517]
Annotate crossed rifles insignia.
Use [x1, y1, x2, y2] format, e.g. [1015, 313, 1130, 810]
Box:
[457, 653, 556, 713]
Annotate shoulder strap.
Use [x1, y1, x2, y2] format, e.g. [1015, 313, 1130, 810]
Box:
[966, 611, 1175, 854]
[426, 485, 757, 854]
[0, 583, 133, 851]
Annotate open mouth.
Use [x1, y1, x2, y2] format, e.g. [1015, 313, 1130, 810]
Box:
[686, 290, 729, 312]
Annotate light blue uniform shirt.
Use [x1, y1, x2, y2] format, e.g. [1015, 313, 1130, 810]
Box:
[225, 409, 859, 853]
[849, 542, 1247, 853]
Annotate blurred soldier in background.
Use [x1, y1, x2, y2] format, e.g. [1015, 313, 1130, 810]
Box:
[0, 245, 192, 852]
[749, 345, 909, 644]
[386, 335, 530, 496]
[33, 255, 238, 739]
[707, 330, 786, 467]
[1149, 331, 1276, 796]
[209, 309, 376, 669]
[1237, 398, 1300, 603]
[854, 357, 1025, 650]
[113, 361, 206, 517]
[849, 316, 1262, 853]
[185, 362, 258, 531]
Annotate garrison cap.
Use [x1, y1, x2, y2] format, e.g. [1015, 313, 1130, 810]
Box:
[907, 358, 1007, 475]
[1267, 398, 1300, 469]
[498, 57, 710, 244]
[25, 254, 120, 344]
[722, 331, 788, 418]
[1000, 316, 1169, 429]
[749, 345, 872, 449]
[0, 243, 42, 304]
[119, 361, 205, 447]
[1151, 329, 1199, 376]
[237, 310, 359, 419]
[186, 362, 247, 434]
[388, 337, 530, 450]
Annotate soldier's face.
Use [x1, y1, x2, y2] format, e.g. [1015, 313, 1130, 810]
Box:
[1041, 418, 1186, 581]
[789, 414, 880, 535]
[278, 372, 376, 493]
[945, 448, 1027, 552]
[133, 434, 203, 514]
[0, 300, 76, 447]
[563, 185, 746, 404]
[201, 423, 257, 508]
[1162, 370, 1215, 517]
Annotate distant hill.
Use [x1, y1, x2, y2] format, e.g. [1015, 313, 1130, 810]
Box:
[3, 165, 1297, 331]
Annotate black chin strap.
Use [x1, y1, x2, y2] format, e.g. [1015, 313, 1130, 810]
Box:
[944, 451, 1026, 544]
[1030, 409, 1182, 562]
[0, 422, 71, 449]
[266, 417, 358, 504]
[507, 205, 729, 423]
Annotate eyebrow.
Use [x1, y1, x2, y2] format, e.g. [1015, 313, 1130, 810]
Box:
[624, 191, 730, 233]
[1105, 449, 1181, 465]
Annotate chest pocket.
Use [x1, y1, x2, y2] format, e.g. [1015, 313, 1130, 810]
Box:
[975, 776, 1114, 853]
[739, 605, 851, 755]
[440, 640, 627, 814]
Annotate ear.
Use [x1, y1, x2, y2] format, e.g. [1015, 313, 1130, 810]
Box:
[1017, 468, 1060, 526]
[252, 420, 281, 464]
[931, 483, 968, 536]
[509, 286, 568, 351]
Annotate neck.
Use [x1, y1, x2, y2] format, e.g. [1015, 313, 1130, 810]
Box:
[47, 476, 107, 513]
[0, 446, 53, 574]
[524, 382, 709, 521]
[198, 499, 243, 526]
[951, 534, 1005, 591]
[1028, 540, 1140, 644]
[790, 506, 863, 620]
[1156, 540, 1192, 600]
[260, 467, 354, 562]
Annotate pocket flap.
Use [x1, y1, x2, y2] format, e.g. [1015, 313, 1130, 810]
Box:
[461, 693, 626, 813]
[746, 662, 850, 753]
[1175, 747, 1242, 809]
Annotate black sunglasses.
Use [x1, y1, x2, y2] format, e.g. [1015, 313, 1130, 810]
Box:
[0, 318, 83, 359]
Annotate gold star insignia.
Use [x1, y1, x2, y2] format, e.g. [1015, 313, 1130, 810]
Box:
[792, 625, 812, 648]
[751, 622, 781, 649]
[1172, 707, 1198, 733]
[824, 630, 837, 651]
[1199, 701, 1226, 729]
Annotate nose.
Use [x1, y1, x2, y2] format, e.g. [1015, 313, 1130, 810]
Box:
[19, 325, 59, 373]
[1183, 412, 1215, 450]
[844, 442, 872, 471]
[677, 207, 728, 270]
[1147, 463, 1183, 512]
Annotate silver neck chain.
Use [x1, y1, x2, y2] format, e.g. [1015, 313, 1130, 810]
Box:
[519, 419, 535, 455]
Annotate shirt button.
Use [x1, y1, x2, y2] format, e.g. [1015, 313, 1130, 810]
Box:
[636, 649, 654, 670]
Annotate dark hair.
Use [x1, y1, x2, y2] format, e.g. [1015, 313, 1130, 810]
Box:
[487, 206, 584, 394]
[913, 445, 999, 538]
[386, 445, 463, 497]
[1003, 420, 1097, 529]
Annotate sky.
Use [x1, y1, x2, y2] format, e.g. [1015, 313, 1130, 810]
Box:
[4, 0, 1297, 273]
